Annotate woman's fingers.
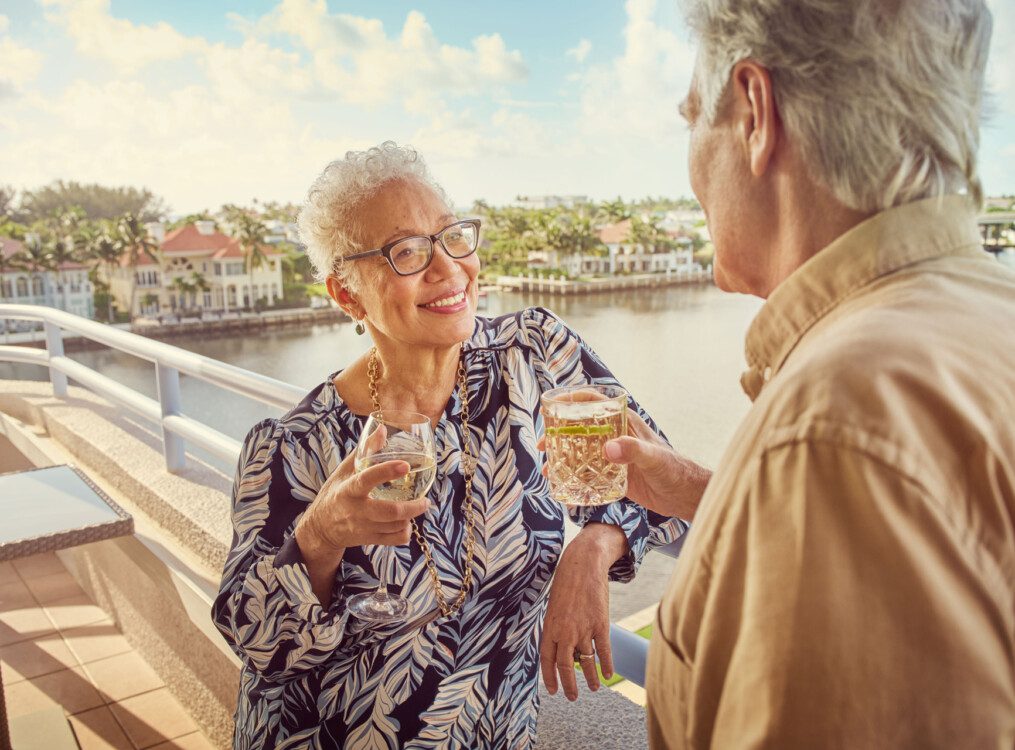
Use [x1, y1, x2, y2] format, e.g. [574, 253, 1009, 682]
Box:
[539, 639, 559, 696]
[348, 459, 409, 497]
[369, 529, 413, 546]
[363, 518, 413, 535]
[556, 642, 580, 701]
[594, 624, 614, 680]
[367, 496, 430, 522]
[575, 641, 600, 692]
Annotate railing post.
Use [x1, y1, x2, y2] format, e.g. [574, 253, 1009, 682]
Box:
[44, 321, 68, 397]
[156, 362, 186, 472]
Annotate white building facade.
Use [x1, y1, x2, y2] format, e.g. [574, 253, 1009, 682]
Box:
[0, 238, 95, 319]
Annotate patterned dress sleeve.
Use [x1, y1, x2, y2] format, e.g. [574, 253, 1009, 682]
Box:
[521, 306, 688, 582]
[212, 418, 347, 682]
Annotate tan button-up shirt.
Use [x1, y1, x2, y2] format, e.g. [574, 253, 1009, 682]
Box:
[647, 196, 1015, 749]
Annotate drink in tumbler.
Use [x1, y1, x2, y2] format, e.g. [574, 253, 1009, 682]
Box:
[541, 385, 628, 506]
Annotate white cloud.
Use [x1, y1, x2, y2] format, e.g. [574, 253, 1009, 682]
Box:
[576, 0, 694, 142]
[0, 16, 43, 95]
[241, 2, 528, 106]
[200, 38, 314, 102]
[567, 39, 592, 63]
[40, 0, 206, 72]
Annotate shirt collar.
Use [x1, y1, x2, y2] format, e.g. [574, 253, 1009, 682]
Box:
[740, 195, 985, 400]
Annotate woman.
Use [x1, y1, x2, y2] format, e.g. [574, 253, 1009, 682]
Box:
[212, 142, 687, 749]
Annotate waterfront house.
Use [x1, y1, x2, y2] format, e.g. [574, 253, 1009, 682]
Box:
[103, 220, 285, 317]
[598, 219, 694, 274]
[527, 218, 696, 277]
[0, 236, 94, 320]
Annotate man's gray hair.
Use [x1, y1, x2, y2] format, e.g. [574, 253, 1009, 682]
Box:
[684, 0, 993, 211]
[297, 141, 449, 290]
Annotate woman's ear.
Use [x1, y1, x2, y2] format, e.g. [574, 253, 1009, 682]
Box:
[326, 275, 363, 320]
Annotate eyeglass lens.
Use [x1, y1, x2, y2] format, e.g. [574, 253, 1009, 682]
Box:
[389, 222, 478, 274]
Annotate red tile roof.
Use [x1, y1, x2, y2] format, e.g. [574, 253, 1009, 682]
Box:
[162, 224, 235, 254]
[118, 224, 282, 267]
[598, 219, 632, 244]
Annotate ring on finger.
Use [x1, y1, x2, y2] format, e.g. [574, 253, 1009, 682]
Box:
[573, 649, 596, 661]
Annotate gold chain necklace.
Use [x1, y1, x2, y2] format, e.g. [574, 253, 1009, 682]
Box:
[367, 347, 477, 618]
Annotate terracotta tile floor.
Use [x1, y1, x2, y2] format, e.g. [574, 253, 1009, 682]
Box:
[1, 553, 215, 750]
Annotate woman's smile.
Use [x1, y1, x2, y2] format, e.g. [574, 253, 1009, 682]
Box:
[420, 285, 469, 314]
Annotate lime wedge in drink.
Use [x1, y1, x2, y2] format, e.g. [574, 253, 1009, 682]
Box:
[544, 425, 615, 436]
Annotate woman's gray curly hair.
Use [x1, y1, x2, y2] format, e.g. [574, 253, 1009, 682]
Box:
[684, 0, 992, 211]
[297, 141, 450, 291]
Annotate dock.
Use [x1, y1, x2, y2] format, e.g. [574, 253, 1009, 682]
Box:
[495, 269, 711, 295]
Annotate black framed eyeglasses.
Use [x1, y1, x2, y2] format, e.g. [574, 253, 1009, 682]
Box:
[343, 219, 482, 276]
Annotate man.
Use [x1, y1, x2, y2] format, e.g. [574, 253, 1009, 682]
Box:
[605, 0, 1015, 747]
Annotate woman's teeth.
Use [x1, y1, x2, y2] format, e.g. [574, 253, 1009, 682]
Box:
[424, 291, 465, 309]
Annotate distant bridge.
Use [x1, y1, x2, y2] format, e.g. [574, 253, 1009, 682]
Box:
[978, 211, 1015, 254]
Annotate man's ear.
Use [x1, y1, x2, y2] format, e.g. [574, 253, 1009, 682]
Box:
[326, 275, 364, 320]
[730, 60, 779, 178]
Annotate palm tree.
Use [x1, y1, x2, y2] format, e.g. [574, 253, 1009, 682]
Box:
[627, 216, 655, 252]
[599, 197, 632, 224]
[230, 210, 270, 310]
[11, 232, 56, 304]
[78, 221, 121, 322]
[190, 271, 210, 305]
[0, 219, 27, 304]
[568, 211, 604, 258]
[115, 213, 161, 320]
[171, 275, 195, 311]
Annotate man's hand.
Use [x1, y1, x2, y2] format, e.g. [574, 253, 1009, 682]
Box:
[604, 409, 711, 520]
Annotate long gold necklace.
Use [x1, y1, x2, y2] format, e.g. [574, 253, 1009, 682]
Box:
[367, 347, 477, 618]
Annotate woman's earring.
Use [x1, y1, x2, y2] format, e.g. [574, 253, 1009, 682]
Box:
[355, 320, 366, 336]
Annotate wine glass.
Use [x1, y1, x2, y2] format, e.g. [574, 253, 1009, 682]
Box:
[347, 410, 436, 624]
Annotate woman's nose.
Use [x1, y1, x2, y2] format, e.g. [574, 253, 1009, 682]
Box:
[424, 242, 459, 280]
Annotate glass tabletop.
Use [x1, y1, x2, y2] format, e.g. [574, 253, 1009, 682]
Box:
[0, 464, 133, 560]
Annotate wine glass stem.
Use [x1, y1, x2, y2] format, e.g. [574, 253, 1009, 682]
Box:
[376, 547, 391, 597]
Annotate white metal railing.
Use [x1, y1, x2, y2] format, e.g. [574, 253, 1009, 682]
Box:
[0, 302, 680, 687]
[0, 303, 304, 472]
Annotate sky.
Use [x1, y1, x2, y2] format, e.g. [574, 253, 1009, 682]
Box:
[1, 0, 1014, 215]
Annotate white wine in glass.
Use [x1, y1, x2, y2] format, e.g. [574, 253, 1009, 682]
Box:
[347, 410, 436, 625]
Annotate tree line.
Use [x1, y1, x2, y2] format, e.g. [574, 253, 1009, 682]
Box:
[470, 197, 708, 278]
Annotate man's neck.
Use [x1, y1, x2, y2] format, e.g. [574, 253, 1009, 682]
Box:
[760, 179, 874, 298]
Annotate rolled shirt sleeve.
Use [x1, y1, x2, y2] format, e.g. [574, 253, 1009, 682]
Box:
[523, 307, 688, 581]
[212, 419, 348, 682]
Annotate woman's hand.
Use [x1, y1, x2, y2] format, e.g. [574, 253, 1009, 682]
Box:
[294, 448, 429, 605]
[540, 523, 627, 701]
[603, 409, 712, 520]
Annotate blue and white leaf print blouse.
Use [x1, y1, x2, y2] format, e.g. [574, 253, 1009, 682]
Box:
[213, 307, 687, 749]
